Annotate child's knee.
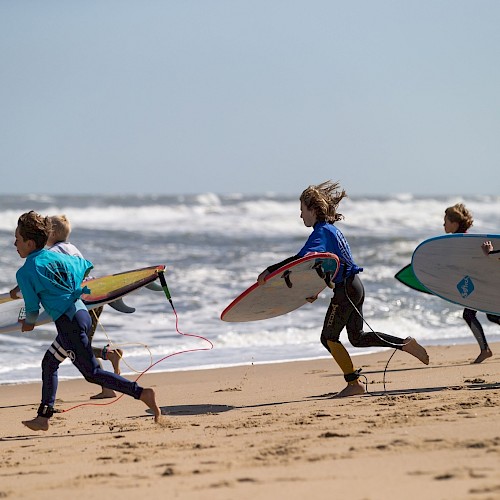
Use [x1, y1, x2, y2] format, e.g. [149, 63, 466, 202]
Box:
[41, 351, 60, 372]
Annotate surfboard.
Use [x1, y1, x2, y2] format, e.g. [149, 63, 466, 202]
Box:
[0, 265, 165, 334]
[394, 263, 431, 294]
[412, 234, 500, 314]
[221, 252, 340, 322]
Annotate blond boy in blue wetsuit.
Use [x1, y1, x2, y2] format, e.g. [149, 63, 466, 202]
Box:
[258, 181, 429, 398]
[14, 211, 160, 431]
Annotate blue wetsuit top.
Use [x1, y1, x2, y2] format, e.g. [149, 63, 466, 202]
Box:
[16, 248, 94, 325]
[297, 221, 362, 283]
[266, 221, 363, 284]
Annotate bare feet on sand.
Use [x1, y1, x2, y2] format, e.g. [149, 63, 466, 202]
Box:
[90, 388, 117, 399]
[22, 416, 49, 432]
[333, 380, 366, 398]
[472, 348, 492, 364]
[402, 337, 429, 365]
[107, 349, 123, 375]
[140, 388, 161, 422]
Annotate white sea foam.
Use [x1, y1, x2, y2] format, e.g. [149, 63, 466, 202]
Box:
[0, 193, 499, 384]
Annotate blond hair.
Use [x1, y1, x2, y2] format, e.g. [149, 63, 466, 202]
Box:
[300, 180, 347, 223]
[48, 215, 72, 243]
[445, 203, 473, 234]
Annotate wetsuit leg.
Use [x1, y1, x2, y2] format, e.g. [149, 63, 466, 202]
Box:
[463, 308, 489, 351]
[88, 306, 104, 344]
[40, 338, 66, 409]
[343, 275, 407, 349]
[320, 275, 366, 381]
[55, 310, 143, 399]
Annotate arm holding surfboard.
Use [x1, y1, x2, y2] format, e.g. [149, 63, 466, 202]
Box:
[482, 240, 494, 255]
[257, 255, 301, 284]
[482, 240, 500, 257]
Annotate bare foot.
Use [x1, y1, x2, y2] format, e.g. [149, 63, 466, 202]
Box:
[22, 416, 49, 431]
[472, 349, 492, 364]
[107, 349, 123, 375]
[140, 388, 161, 422]
[90, 388, 117, 399]
[333, 380, 366, 398]
[402, 337, 429, 365]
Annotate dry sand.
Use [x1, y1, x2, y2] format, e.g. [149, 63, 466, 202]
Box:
[1, 342, 500, 499]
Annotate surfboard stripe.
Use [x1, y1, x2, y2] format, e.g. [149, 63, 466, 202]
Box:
[82, 265, 165, 305]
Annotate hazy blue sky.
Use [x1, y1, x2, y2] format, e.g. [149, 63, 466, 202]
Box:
[1, 1, 499, 196]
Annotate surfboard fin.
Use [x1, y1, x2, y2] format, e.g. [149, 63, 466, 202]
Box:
[313, 261, 333, 288]
[281, 270, 293, 288]
[145, 282, 163, 292]
[108, 298, 136, 314]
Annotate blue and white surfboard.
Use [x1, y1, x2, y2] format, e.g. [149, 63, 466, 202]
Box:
[412, 234, 500, 315]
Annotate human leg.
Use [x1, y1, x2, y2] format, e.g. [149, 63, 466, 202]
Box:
[343, 276, 428, 365]
[88, 306, 122, 397]
[90, 306, 123, 374]
[464, 308, 491, 363]
[62, 311, 160, 420]
[320, 281, 365, 396]
[22, 338, 65, 431]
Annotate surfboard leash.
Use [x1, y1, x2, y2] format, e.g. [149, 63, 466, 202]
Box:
[59, 269, 213, 414]
[158, 270, 174, 310]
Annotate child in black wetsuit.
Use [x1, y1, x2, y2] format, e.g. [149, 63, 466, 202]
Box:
[258, 181, 429, 398]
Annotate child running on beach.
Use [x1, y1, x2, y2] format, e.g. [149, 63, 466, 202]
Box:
[10, 214, 124, 399]
[14, 211, 160, 431]
[46, 214, 124, 399]
[444, 204, 499, 363]
[257, 181, 429, 397]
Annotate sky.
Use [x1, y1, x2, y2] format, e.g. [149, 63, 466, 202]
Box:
[1, 1, 499, 197]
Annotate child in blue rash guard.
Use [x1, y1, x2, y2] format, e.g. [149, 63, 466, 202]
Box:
[14, 211, 160, 431]
[258, 181, 429, 398]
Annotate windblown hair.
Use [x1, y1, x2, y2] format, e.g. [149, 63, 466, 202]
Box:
[445, 203, 474, 234]
[17, 211, 52, 249]
[300, 180, 347, 223]
[49, 215, 71, 243]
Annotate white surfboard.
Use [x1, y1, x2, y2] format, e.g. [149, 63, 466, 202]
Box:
[221, 252, 340, 322]
[412, 234, 500, 314]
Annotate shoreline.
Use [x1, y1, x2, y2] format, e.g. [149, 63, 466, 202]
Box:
[3, 335, 500, 387]
[1, 342, 500, 499]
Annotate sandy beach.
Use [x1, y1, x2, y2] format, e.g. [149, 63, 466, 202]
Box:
[1, 342, 499, 500]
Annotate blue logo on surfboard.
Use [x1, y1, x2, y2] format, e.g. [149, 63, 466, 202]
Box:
[457, 276, 474, 298]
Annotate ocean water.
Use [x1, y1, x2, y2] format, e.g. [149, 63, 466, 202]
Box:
[1, 193, 499, 385]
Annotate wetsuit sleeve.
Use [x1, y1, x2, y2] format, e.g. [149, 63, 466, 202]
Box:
[298, 231, 326, 256]
[266, 255, 301, 274]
